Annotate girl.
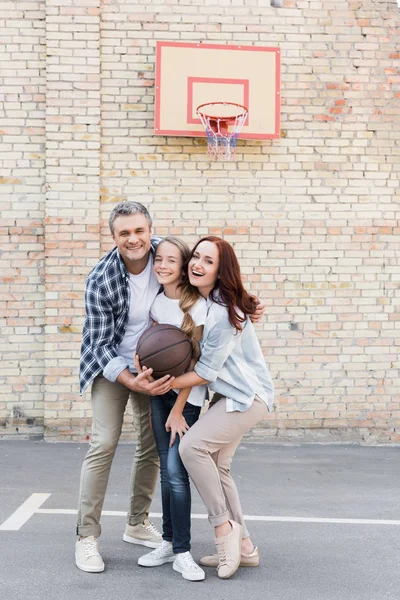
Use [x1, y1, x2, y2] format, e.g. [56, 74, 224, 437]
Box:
[136, 236, 207, 581]
[169, 236, 274, 580]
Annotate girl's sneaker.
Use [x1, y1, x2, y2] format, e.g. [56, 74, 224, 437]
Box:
[173, 551, 205, 581]
[138, 540, 174, 567]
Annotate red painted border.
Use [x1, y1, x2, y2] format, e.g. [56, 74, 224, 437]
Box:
[157, 41, 278, 52]
[187, 77, 249, 125]
[155, 41, 281, 139]
[155, 42, 162, 134]
[275, 49, 281, 137]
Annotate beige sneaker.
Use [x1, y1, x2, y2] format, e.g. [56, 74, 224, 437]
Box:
[123, 519, 162, 548]
[75, 536, 105, 573]
[215, 520, 243, 579]
[200, 545, 259, 568]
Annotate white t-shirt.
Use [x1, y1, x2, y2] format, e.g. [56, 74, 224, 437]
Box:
[150, 292, 208, 407]
[117, 256, 160, 372]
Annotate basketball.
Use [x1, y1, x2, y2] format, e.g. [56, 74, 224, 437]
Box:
[136, 323, 192, 378]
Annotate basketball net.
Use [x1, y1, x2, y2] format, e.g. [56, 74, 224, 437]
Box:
[196, 102, 248, 161]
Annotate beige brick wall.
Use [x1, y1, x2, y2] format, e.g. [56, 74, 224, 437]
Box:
[0, 1, 46, 437]
[1, 0, 399, 443]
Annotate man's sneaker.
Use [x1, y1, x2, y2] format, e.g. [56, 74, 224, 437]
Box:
[173, 551, 205, 581]
[215, 520, 243, 579]
[200, 545, 259, 568]
[123, 519, 162, 548]
[75, 536, 105, 573]
[138, 540, 175, 567]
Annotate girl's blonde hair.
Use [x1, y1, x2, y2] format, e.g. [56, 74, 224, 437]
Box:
[155, 236, 201, 360]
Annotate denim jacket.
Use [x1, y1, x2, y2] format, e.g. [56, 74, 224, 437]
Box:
[194, 297, 274, 412]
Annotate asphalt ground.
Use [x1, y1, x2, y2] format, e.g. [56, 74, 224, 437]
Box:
[0, 440, 399, 600]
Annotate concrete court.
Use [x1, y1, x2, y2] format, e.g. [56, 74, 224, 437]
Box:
[0, 440, 399, 600]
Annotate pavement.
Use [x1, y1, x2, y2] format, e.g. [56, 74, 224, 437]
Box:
[1, 440, 399, 600]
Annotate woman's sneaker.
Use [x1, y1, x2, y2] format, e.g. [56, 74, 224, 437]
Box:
[215, 520, 243, 579]
[123, 519, 162, 548]
[75, 536, 105, 573]
[173, 552, 205, 581]
[200, 546, 259, 568]
[138, 540, 175, 567]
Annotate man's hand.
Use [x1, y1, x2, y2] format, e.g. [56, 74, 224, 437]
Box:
[165, 409, 189, 447]
[250, 297, 266, 323]
[117, 364, 174, 396]
[134, 353, 155, 382]
[132, 369, 174, 396]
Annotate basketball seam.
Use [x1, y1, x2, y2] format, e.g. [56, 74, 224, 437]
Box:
[136, 324, 187, 352]
[139, 340, 192, 363]
[153, 351, 193, 377]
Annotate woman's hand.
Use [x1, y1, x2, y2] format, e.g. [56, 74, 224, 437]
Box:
[250, 297, 266, 323]
[134, 353, 155, 383]
[165, 409, 190, 447]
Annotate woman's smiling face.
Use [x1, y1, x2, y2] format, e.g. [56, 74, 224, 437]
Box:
[188, 240, 220, 297]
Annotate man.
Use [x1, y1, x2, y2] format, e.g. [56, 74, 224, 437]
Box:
[75, 201, 265, 573]
[76, 202, 172, 572]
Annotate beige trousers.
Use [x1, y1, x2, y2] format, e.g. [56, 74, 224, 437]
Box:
[179, 395, 268, 539]
[76, 375, 159, 538]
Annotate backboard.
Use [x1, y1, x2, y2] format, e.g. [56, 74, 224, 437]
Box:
[155, 42, 280, 140]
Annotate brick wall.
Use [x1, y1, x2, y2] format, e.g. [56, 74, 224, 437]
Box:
[1, 0, 399, 442]
[0, 1, 46, 437]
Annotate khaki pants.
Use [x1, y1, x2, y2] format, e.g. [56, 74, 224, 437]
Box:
[179, 395, 268, 539]
[76, 376, 159, 538]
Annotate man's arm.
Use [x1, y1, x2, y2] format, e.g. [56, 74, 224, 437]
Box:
[84, 278, 122, 372]
[249, 296, 266, 323]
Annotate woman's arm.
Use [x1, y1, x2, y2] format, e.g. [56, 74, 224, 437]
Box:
[174, 310, 239, 390]
[172, 370, 209, 390]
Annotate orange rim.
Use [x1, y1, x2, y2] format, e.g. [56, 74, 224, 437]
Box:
[196, 102, 248, 123]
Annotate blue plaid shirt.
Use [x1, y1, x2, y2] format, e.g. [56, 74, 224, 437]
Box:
[79, 238, 161, 394]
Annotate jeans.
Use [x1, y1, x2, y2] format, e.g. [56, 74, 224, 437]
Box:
[150, 391, 201, 553]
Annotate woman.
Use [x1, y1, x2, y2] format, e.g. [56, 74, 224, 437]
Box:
[170, 236, 274, 580]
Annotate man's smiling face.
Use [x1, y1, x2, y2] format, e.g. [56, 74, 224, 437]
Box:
[112, 213, 152, 268]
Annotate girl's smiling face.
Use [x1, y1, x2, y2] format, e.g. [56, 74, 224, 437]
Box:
[188, 240, 220, 298]
[153, 241, 183, 287]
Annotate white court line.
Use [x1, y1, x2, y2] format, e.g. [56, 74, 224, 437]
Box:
[0, 493, 51, 531]
[36, 509, 400, 526]
[2, 495, 400, 530]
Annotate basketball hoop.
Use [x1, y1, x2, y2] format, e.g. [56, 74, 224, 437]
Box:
[196, 102, 248, 161]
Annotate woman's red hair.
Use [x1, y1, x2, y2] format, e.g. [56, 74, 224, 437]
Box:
[190, 236, 258, 332]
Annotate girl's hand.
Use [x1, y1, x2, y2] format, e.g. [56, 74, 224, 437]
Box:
[165, 409, 190, 447]
[134, 353, 155, 383]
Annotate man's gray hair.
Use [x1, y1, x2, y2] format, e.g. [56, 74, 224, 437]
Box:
[109, 201, 152, 235]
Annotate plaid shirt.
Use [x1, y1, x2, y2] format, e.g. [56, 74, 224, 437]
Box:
[79, 238, 161, 394]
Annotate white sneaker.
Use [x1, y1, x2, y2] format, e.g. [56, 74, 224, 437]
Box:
[138, 540, 175, 567]
[173, 551, 205, 581]
[123, 519, 162, 548]
[75, 536, 105, 573]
